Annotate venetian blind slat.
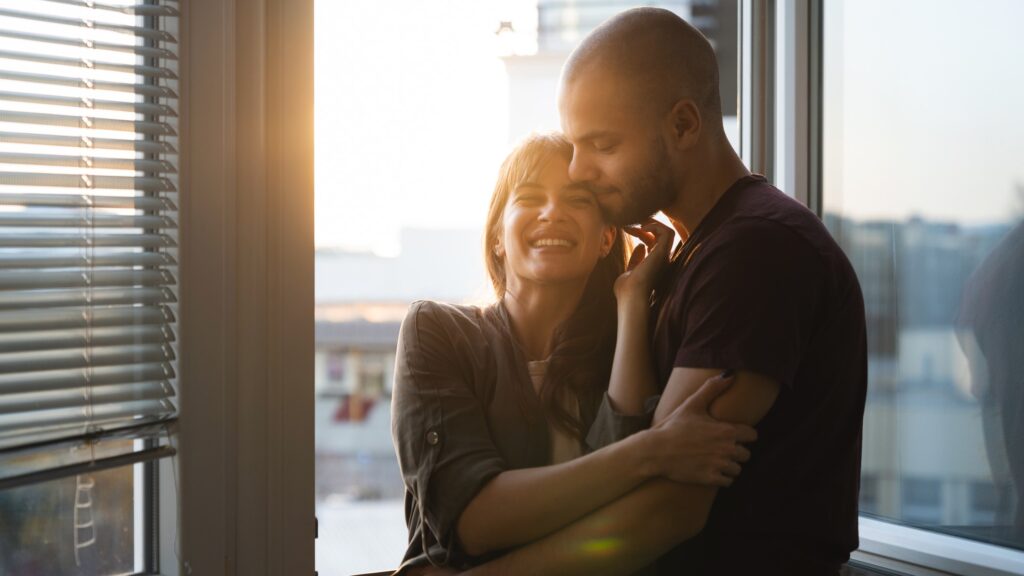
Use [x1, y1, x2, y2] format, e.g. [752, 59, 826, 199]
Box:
[0, 380, 175, 416]
[0, 288, 175, 314]
[0, 362, 173, 396]
[0, 232, 176, 249]
[0, 324, 175, 354]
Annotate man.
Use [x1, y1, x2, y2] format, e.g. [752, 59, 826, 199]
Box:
[465, 8, 867, 575]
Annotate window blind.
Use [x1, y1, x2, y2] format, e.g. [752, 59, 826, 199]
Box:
[0, 0, 179, 484]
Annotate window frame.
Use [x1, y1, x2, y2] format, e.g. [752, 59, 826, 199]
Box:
[163, 0, 315, 574]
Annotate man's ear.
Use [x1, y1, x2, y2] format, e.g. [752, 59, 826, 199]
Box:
[668, 99, 702, 150]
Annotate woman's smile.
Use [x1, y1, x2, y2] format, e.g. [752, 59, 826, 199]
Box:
[500, 156, 614, 287]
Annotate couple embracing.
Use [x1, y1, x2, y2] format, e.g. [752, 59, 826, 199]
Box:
[391, 8, 867, 576]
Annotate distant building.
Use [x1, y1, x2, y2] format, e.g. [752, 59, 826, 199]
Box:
[315, 228, 493, 501]
[501, 0, 739, 146]
[826, 213, 1016, 529]
[315, 312, 403, 500]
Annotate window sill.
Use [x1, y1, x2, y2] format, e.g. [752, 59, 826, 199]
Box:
[855, 517, 1024, 576]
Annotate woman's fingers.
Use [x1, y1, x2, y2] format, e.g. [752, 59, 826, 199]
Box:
[722, 461, 742, 478]
[711, 473, 735, 488]
[626, 220, 676, 269]
[623, 226, 656, 247]
[639, 218, 673, 236]
[626, 244, 647, 271]
[642, 222, 674, 256]
[734, 424, 758, 443]
[625, 222, 670, 247]
[734, 443, 752, 463]
[639, 218, 673, 235]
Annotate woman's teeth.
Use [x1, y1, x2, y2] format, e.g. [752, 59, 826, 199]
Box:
[531, 238, 573, 248]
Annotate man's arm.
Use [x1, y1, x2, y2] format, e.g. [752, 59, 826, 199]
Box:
[463, 367, 780, 576]
[655, 367, 780, 427]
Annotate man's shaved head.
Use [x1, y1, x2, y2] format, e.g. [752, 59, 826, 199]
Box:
[562, 7, 722, 124]
[557, 8, 733, 226]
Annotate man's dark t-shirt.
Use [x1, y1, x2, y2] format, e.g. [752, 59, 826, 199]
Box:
[651, 175, 867, 574]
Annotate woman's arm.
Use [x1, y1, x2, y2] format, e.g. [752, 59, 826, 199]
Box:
[456, 424, 658, 556]
[607, 289, 659, 414]
[606, 220, 675, 414]
[456, 371, 746, 557]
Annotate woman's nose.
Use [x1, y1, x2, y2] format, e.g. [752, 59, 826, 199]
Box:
[538, 198, 566, 221]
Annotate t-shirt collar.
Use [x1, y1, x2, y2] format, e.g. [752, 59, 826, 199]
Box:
[671, 173, 767, 262]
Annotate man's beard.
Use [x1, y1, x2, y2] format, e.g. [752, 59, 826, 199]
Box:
[595, 143, 676, 226]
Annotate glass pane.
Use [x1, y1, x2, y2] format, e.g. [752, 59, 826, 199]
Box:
[0, 455, 136, 575]
[313, 1, 739, 573]
[823, 0, 1024, 551]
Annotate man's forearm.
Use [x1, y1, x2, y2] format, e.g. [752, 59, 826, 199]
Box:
[463, 480, 715, 576]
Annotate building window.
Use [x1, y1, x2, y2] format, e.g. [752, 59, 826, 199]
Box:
[900, 477, 942, 526]
[326, 351, 346, 383]
[823, 0, 1024, 555]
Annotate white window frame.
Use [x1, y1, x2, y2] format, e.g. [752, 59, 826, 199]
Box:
[159, 0, 315, 574]
[855, 518, 1024, 576]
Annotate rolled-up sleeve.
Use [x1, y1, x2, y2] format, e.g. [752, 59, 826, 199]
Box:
[392, 301, 507, 566]
[585, 392, 660, 451]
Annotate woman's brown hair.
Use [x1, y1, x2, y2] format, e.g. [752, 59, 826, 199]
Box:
[483, 133, 630, 440]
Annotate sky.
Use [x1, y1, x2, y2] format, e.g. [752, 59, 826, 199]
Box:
[314, 0, 536, 255]
[314, 0, 1024, 255]
[822, 0, 1024, 225]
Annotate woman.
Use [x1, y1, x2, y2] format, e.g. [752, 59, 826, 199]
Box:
[391, 133, 754, 574]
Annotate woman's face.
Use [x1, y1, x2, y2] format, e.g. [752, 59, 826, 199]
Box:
[497, 155, 615, 292]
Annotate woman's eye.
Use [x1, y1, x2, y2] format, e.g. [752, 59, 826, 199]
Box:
[593, 141, 615, 153]
[569, 195, 594, 206]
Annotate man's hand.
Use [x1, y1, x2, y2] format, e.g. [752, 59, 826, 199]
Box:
[644, 372, 758, 486]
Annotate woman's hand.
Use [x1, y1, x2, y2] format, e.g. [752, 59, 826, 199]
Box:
[614, 218, 675, 302]
[645, 372, 758, 486]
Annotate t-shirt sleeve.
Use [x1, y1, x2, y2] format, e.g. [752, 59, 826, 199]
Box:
[585, 392, 661, 451]
[674, 220, 823, 388]
[391, 301, 507, 566]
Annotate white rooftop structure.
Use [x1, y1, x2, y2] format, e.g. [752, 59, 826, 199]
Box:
[316, 227, 492, 305]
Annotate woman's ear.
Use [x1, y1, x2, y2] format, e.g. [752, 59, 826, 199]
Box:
[601, 226, 616, 258]
[493, 241, 505, 258]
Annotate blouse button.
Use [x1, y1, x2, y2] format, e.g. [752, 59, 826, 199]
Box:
[426, 430, 440, 446]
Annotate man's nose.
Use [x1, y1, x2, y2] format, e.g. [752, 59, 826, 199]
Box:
[568, 150, 597, 183]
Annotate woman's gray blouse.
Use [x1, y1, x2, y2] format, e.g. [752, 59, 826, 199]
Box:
[391, 300, 653, 573]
